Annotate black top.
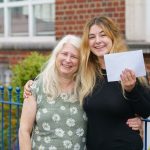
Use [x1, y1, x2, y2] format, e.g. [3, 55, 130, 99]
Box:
[83, 70, 150, 150]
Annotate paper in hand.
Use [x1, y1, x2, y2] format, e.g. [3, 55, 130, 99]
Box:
[104, 50, 146, 82]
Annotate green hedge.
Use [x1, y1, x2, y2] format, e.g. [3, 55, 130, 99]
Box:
[11, 52, 49, 102]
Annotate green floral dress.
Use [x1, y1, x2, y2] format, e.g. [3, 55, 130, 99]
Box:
[30, 79, 87, 150]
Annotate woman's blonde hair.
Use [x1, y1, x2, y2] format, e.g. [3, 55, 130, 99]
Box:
[80, 16, 148, 103]
[37, 34, 82, 102]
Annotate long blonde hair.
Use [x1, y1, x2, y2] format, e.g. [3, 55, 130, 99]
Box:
[37, 35, 82, 101]
[80, 16, 148, 103]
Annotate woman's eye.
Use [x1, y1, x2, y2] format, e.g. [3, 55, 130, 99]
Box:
[71, 55, 78, 59]
[61, 52, 67, 56]
[89, 36, 95, 39]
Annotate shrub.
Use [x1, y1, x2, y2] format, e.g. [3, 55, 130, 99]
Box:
[11, 51, 49, 102]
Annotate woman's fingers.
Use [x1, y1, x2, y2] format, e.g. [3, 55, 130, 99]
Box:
[120, 69, 136, 92]
[126, 117, 143, 131]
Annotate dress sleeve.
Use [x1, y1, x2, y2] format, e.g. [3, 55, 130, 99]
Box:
[30, 79, 39, 100]
[125, 81, 150, 118]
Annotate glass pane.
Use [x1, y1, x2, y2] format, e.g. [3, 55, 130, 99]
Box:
[9, 0, 26, 1]
[10, 7, 28, 36]
[0, 8, 4, 36]
[33, 4, 55, 36]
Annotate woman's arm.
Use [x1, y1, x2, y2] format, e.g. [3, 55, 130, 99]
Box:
[120, 69, 150, 118]
[19, 95, 37, 150]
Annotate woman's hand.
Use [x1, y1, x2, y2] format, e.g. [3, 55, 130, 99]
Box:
[120, 69, 136, 92]
[126, 117, 143, 138]
[126, 117, 143, 131]
[23, 80, 33, 98]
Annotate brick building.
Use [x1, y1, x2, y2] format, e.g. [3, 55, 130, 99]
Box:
[0, 0, 150, 84]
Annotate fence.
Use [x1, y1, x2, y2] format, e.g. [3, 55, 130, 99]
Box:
[0, 86, 150, 150]
[143, 118, 150, 150]
[0, 86, 22, 150]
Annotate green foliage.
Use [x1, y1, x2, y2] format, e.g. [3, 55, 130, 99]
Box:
[0, 52, 49, 149]
[11, 52, 49, 102]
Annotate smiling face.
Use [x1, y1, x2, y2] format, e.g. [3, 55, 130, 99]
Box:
[89, 24, 113, 58]
[56, 43, 80, 78]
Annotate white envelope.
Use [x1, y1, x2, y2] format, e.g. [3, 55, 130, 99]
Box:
[104, 50, 146, 82]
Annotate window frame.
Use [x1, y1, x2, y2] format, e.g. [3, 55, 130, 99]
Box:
[0, 0, 55, 42]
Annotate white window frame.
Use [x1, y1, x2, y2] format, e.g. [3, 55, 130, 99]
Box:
[0, 0, 55, 43]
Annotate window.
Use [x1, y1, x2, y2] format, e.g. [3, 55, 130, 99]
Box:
[0, 0, 55, 40]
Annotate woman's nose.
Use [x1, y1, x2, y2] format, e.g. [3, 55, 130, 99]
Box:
[65, 55, 71, 62]
[96, 36, 101, 43]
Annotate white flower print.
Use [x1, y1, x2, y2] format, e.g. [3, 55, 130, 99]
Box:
[66, 118, 75, 127]
[36, 111, 41, 120]
[37, 136, 41, 141]
[55, 128, 65, 137]
[39, 145, 45, 150]
[70, 107, 78, 115]
[34, 126, 39, 134]
[76, 128, 84, 137]
[52, 114, 60, 122]
[83, 113, 88, 121]
[37, 95, 42, 104]
[74, 143, 80, 150]
[42, 122, 50, 131]
[60, 93, 68, 101]
[67, 130, 73, 136]
[60, 106, 66, 110]
[47, 97, 56, 104]
[44, 136, 51, 143]
[49, 146, 57, 150]
[63, 140, 72, 149]
[42, 108, 48, 113]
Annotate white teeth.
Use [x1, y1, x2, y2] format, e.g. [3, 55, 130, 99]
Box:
[62, 64, 71, 68]
[95, 45, 104, 49]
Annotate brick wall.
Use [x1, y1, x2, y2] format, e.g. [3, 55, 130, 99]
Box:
[144, 54, 150, 83]
[145, 54, 150, 70]
[56, 0, 125, 39]
[0, 50, 50, 66]
[0, 0, 150, 83]
[56, 0, 150, 83]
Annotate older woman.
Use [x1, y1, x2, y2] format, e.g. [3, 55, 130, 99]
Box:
[19, 35, 87, 150]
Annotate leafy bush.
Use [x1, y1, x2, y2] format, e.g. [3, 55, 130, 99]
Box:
[0, 52, 49, 149]
[11, 52, 49, 102]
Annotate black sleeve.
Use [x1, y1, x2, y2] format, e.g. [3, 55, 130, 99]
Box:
[125, 82, 150, 118]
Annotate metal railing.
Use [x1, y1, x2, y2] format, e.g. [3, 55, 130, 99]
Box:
[0, 86, 22, 150]
[143, 118, 150, 150]
[0, 85, 150, 150]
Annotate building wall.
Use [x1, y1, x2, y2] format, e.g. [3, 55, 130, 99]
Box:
[0, 50, 50, 66]
[56, 0, 125, 39]
[0, 0, 150, 83]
